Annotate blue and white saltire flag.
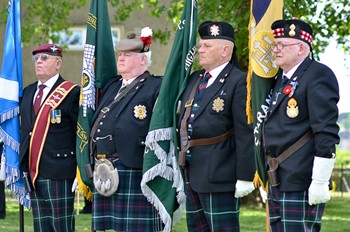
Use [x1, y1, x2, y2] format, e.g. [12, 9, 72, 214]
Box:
[0, 0, 30, 209]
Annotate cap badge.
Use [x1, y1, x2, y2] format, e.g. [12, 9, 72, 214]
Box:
[212, 97, 224, 113]
[289, 24, 296, 37]
[286, 97, 298, 118]
[134, 105, 147, 120]
[210, 24, 220, 36]
[50, 45, 58, 53]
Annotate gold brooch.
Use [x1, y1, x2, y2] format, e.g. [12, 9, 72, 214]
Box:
[212, 97, 224, 113]
[134, 105, 147, 119]
[286, 98, 299, 118]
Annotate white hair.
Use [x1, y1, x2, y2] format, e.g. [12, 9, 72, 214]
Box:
[137, 51, 152, 67]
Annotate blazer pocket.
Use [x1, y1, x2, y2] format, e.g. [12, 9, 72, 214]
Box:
[208, 148, 236, 183]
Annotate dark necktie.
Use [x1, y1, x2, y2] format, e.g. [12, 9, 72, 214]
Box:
[33, 84, 46, 114]
[280, 75, 288, 90]
[198, 72, 211, 92]
[115, 82, 128, 99]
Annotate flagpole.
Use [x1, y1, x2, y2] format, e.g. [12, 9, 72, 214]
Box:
[20, 203, 24, 232]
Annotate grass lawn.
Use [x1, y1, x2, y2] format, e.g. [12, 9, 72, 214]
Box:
[1, 191, 349, 231]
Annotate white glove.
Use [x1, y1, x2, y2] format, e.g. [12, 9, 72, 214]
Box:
[308, 156, 335, 205]
[71, 177, 78, 193]
[234, 180, 255, 198]
[259, 186, 267, 203]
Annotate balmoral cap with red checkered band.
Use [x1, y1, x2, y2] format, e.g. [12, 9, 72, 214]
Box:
[271, 18, 313, 46]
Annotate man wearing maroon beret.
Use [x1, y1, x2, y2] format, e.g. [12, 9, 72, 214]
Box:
[19, 43, 80, 232]
[261, 18, 339, 231]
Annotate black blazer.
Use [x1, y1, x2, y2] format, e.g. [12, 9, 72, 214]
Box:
[91, 71, 161, 169]
[19, 76, 80, 180]
[177, 63, 255, 193]
[263, 58, 340, 192]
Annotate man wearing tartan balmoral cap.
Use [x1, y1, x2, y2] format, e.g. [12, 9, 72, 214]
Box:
[90, 26, 163, 231]
[115, 26, 152, 53]
[260, 18, 339, 231]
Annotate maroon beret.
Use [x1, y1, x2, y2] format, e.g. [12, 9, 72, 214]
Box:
[32, 44, 63, 57]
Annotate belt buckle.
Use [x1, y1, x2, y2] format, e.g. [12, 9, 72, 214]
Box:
[96, 154, 107, 159]
[185, 99, 193, 107]
[101, 107, 110, 113]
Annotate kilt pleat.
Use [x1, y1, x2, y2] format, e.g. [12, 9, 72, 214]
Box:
[268, 185, 325, 232]
[92, 160, 163, 232]
[184, 165, 241, 232]
[30, 177, 75, 232]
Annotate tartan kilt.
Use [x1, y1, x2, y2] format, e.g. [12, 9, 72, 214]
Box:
[92, 159, 164, 232]
[30, 177, 75, 232]
[268, 185, 326, 232]
[184, 165, 241, 232]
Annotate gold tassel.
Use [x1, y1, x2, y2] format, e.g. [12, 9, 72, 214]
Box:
[76, 168, 93, 201]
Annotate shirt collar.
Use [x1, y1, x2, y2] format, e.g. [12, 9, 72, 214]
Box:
[38, 74, 59, 89]
[206, 62, 229, 86]
[283, 60, 303, 79]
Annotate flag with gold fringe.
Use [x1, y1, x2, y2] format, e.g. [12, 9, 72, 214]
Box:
[141, 0, 198, 231]
[247, 0, 283, 189]
[76, 0, 117, 200]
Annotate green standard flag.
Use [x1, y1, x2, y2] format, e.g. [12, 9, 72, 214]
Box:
[141, 0, 197, 231]
[76, 0, 117, 199]
[247, 0, 283, 188]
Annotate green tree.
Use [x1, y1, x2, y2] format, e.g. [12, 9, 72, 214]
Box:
[1, 0, 349, 70]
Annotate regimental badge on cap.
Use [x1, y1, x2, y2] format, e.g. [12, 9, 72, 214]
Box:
[50, 45, 58, 53]
[134, 105, 147, 119]
[198, 21, 235, 42]
[50, 109, 62, 124]
[210, 24, 220, 36]
[212, 97, 224, 113]
[286, 98, 299, 118]
[289, 24, 296, 37]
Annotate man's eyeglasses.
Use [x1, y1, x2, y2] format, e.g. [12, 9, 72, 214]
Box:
[273, 42, 300, 50]
[32, 54, 58, 62]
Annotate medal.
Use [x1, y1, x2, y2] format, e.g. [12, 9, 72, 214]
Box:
[286, 98, 299, 118]
[50, 109, 62, 124]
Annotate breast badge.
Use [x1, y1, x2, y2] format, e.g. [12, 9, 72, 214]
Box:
[134, 105, 147, 119]
[50, 109, 61, 124]
[212, 97, 224, 113]
[286, 98, 298, 118]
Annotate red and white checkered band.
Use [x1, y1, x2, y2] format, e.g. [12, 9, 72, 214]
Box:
[273, 28, 312, 44]
[273, 28, 284, 37]
[300, 30, 312, 43]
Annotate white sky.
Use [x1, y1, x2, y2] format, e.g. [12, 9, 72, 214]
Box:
[319, 41, 350, 113]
